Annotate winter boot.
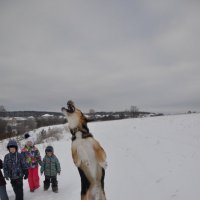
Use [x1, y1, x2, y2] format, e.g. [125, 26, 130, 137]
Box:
[44, 180, 50, 191]
[51, 177, 58, 193]
[52, 186, 58, 193]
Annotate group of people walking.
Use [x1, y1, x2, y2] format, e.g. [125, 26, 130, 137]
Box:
[0, 133, 61, 200]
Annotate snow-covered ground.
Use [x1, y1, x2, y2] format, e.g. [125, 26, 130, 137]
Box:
[1, 113, 200, 200]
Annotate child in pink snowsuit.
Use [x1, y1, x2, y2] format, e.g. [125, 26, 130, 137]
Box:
[21, 133, 42, 192]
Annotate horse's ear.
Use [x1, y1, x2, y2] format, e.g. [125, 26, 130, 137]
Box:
[67, 100, 75, 106]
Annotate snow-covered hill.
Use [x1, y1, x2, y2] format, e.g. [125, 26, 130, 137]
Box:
[1, 113, 200, 200]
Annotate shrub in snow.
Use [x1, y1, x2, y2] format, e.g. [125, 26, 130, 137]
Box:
[35, 127, 63, 144]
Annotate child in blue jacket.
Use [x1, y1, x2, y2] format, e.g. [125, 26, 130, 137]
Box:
[3, 140, 28, 200]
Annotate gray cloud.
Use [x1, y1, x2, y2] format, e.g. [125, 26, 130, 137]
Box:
[0, 0, 200, 113]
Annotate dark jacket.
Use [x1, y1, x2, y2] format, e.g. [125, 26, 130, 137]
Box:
[3, 152, 28, 180]
[0, 159, 6, 186]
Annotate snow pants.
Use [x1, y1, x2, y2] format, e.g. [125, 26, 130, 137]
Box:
[28, 167, 40, 191]
[44, 176, 58, 192]
[0, 185, 9, 200]
[11, 178, 23, 200]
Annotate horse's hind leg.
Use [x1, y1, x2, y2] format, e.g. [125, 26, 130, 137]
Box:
[78, 168, 90, 200]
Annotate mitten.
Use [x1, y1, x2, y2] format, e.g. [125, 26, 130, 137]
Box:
[23, 170, 28, 180]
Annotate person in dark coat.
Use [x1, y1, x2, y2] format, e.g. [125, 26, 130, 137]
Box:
[0, 159, 9, 200]
[3, 140, 28, 200]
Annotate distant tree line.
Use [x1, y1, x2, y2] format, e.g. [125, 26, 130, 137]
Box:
[87, 106, 152, 121]
[0, 105, 164, 140]
[0, 116, 66, 140]
[0, 110, 62, 118]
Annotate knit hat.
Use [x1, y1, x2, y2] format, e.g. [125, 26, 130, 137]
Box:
[25, 136, 35, 145]
[7, 140, 18, 150]
[45, 146, 54, 153]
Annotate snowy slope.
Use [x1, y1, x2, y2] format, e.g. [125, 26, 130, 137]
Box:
[1, 113, 200, 200]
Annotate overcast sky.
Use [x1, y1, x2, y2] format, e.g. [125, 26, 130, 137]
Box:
[0, 0, 200, 113]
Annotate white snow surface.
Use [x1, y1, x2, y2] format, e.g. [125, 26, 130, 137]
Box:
[1, 113, 200, 200]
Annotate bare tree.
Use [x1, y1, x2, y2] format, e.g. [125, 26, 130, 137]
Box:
[7, 125, 13, 138]
[89, 109, 96, 120]
[0, 119, 7, 140]
[130, 106, 139, 113]
[26, 117, 37, 130]
[0, 105, 6, 112]
[130, 106, 139, 118]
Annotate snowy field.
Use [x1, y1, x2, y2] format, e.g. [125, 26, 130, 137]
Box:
[1, 113, 200, 200]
